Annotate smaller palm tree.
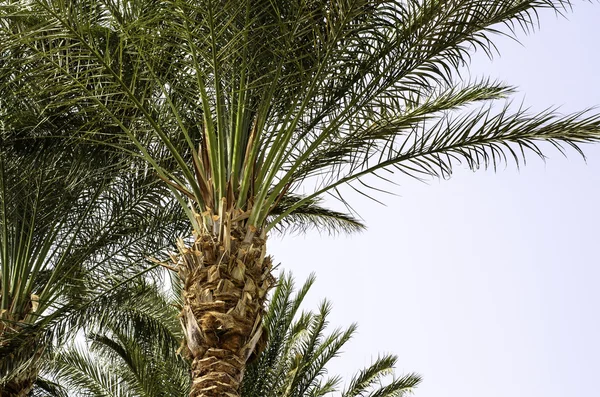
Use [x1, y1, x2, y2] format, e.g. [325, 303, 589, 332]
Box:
[35, 272, 421, 397]
[0, 138, 188, 396]
[0, 142, 111, 396]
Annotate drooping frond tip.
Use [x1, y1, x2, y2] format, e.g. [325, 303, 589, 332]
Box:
[269, 194, 366, 235]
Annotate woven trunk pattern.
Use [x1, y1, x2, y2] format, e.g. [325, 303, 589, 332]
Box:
[175, 229, 274, 397]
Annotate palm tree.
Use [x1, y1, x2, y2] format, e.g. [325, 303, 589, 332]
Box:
[34, 273, 420, 397]
[0, 132, 188, 395]
[3, 1, 600, 395]
[0, 140, 107, 396]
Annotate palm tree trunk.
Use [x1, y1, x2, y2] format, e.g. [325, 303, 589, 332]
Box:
[175, 228, 274, 397]
[0, 314, 40, 397]
[0, 379, 35, 397]
[0, 364, 37, 397]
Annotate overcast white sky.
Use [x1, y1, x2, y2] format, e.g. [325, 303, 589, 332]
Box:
[269, 3, 600, 397]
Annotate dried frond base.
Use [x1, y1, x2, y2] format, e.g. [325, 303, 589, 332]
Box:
[0, 377, 35, 397]
[0, 351, 38, 397]
[174, 227, 274, 397]
[0, 313, 41, 397]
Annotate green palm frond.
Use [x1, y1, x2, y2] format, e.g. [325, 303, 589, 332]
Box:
[85, 279, 185, 372]
[286, 104, 600, 210]
[38, 281, 190, 397]
[342, 355, 422, 397]
[1, 0, 596, 239]
[269, 194, 366, 235]
[241, 272, 420, 397]
[46, 346, 135, 397]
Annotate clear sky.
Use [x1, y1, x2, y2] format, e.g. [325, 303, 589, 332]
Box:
[269, 3, 600, 397]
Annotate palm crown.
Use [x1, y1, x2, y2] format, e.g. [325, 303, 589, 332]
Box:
[4, 0, 600, 236]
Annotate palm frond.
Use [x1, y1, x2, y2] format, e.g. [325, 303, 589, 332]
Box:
[269, 193, 365, 235]
[302, 104, 600, 202]
[35, 271, 418, 397]
[342, 355, 422, 397]
[241, 272, 419, 397]
[45, 346, 135, 397]
[37, 280, 191, 397]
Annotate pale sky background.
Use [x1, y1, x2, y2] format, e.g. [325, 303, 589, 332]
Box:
[269, 3, 600, 397]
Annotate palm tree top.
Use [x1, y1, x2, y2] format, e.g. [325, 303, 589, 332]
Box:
[3, 0, 600, 240]
[3, 2, 599, 396]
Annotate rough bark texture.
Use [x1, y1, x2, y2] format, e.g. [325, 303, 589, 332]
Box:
[0, 310, 39, 397]
[174, 228, 274, 397]
[0, 375, 36, 397]
[0, 338, 39, 397]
